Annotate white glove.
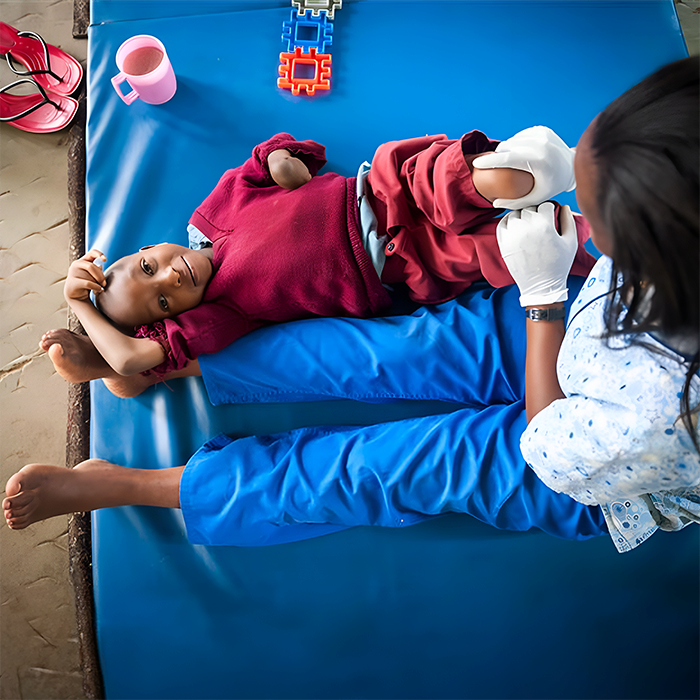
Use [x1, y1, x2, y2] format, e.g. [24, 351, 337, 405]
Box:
[496, 202, 578, 307]
[473, 126, 576, 209]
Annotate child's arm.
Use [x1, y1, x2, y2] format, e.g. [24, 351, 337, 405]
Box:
[248, 133, 327, 188]
[64, 250, 166, 376]
[268, 148, 312, 190]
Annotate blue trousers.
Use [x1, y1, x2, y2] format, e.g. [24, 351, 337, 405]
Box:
[181, 279, 607, 546]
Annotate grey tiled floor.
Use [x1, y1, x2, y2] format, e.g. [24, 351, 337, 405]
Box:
[0, 2, 697, 699]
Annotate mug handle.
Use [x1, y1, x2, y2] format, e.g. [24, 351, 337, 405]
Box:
[111, 72, 139, 105]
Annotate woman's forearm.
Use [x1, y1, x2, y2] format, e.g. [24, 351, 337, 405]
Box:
[69, 299, 166, 375]
[524, 304, 566, 423]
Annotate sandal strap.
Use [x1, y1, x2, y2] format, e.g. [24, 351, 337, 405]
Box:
[5, 30, 62, 83]
[0, 78, 61, 122]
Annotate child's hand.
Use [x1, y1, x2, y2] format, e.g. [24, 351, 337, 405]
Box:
[64, 249, 107, 303]
[473, 126, 576, 209]
[268, 148, 312, 190]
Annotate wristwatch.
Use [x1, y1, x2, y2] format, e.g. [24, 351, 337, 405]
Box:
[526, 307, 566, 322]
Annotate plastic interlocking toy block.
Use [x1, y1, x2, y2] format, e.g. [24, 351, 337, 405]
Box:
[278, 47, 332, 95]
[291, 0, 343, 20]
[282, 8, 333, 53]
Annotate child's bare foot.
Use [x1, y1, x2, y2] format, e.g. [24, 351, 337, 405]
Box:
[3, 459, 183, 529]
[104, 360, 202, 399]
[40, 329, 159, 398]
[4, 460, 114, 529]
[41, 329, 114, 383]
[102, 373, 160, 399]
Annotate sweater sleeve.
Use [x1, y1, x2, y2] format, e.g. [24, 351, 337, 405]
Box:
[251, 132, 327, 182]
[190, 134, 330, 237]
[135, 301, 264, 376]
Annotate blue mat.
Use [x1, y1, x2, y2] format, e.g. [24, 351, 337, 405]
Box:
[87, 2, 698, 698]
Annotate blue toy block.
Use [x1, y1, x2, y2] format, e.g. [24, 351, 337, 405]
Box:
[282, 8, 333, 53]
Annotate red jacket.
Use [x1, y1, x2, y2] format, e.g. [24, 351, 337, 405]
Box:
[365, 131, 596, 303]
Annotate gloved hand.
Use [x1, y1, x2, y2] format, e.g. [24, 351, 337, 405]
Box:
[473, 126, 576, 209]
[496, 202, 578, 307]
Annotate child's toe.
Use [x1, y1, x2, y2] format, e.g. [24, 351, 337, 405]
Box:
[7, 515, 28, 529]
[6, 501, 31, 518]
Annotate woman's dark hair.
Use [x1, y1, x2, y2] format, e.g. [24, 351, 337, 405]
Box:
[591, 55, 699, 449]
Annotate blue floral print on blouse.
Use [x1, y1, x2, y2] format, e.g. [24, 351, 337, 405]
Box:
[521, 256, 700, 553]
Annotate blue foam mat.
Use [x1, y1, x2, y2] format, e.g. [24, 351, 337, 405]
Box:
[87, 2, 698, 698]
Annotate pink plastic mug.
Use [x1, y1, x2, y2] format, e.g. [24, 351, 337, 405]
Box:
[111, 35, 176, 105]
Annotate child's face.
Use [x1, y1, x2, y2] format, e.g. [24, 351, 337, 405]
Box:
[96, 243, 214, 327]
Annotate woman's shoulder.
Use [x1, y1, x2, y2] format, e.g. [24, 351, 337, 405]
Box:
[567, 255, 613, 321]
[563, 255, 694, 392]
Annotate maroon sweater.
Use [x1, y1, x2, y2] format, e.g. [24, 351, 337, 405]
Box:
[139, 133, 391, 374]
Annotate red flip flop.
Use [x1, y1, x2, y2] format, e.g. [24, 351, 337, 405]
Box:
[0, 22, 83, 96]
[0, 79, 79, 133]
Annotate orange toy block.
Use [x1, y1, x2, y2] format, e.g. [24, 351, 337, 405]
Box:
[278, 47, 332, 96]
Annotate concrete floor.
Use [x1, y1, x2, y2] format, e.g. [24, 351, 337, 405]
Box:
[0, 2, 697, 699]
[1, 2, 87, 699]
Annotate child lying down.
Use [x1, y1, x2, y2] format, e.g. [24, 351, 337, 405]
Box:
[42, 127, 595, 395]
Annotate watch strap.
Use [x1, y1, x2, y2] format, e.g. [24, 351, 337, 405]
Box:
[526, 306, 566, 322]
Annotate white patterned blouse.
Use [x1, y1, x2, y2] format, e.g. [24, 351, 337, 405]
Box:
[521, 255, 700, 553]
